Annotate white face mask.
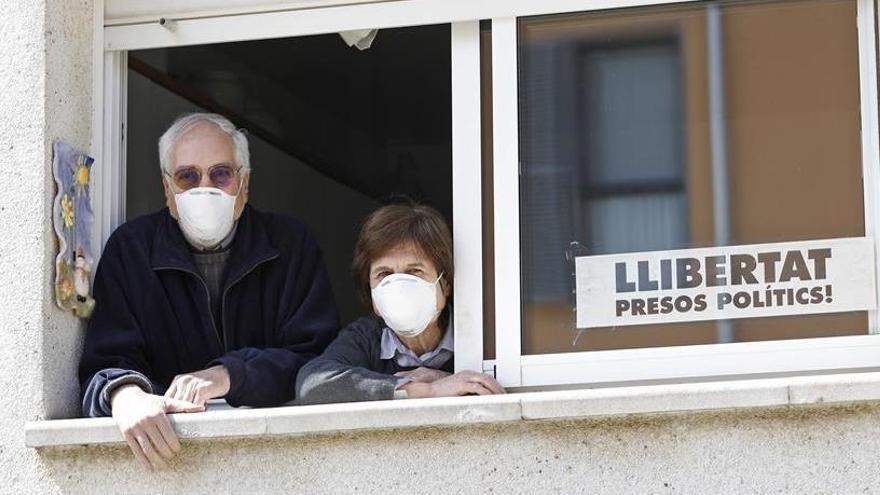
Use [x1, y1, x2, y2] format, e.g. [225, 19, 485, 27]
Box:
[371, 273, 443, 338]
[174, 186, 237, 250]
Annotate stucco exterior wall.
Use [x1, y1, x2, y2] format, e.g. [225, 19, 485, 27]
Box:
[3, 1, 880, 494]
[0, 0, 92, 492]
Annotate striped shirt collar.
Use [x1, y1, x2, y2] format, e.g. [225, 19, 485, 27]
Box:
[380, 317, 453, 368]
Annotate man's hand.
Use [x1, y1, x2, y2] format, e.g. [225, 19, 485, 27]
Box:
[164, 365, 231, 407]
[402, 370, 506, 398]
[111, 384, 205, 471]
[394, 367, 451, 383]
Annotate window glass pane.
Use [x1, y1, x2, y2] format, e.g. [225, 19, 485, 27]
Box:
[519, 0, 867, 355]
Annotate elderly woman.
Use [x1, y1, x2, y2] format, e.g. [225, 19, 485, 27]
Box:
[296, 202, 504, 403]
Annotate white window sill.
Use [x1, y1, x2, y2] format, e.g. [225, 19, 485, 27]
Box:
[24, 371, 880, 448]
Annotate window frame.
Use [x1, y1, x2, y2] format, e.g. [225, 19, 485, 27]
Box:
[492, 0, 880, 387]
[94, 0, 880, 390]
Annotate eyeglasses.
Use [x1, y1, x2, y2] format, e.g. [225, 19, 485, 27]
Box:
[165, 163, 241, 191]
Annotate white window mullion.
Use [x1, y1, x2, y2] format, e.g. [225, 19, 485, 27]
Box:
[520, 335, 880, 387]
[451, 21, 484, 373]
[857, 0, 880, 333]
[91, 0, 106, 256]
[492, 17, 523, 387]
[98, 50, 127, 251]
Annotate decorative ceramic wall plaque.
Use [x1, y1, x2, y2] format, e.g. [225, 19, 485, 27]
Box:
[52, 141, 96, 318]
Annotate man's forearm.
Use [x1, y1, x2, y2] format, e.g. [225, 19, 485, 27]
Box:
[82, 368, 154, 417]
[209, 347, 309, 407]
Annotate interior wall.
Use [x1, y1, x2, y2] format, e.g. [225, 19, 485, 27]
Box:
[126, 70, 380, 325]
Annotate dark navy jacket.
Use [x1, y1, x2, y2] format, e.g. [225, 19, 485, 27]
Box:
[78, 205, 339, 416]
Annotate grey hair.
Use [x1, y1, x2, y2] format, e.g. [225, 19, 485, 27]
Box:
[158, 113, 250, 175]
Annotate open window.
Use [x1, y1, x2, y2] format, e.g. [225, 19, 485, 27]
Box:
[97, 0, 880, 392]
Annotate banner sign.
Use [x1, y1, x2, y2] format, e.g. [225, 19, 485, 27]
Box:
[575, 237, 876, 328]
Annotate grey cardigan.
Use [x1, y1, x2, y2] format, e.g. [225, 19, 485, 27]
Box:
[295, 316, 454, 405]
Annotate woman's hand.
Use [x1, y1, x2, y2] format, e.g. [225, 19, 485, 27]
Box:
[394, 367, 451, 383]
[401, 370, 505, 398]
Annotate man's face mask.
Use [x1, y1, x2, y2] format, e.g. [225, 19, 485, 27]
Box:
[173, 185, 238, 250]
[371, 273, 443, 338]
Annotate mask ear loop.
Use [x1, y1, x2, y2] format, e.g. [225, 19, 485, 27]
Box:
[231, 170, 247, 198]
[434, 272, 450, 312]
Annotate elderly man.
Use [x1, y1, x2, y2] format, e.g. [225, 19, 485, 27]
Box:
[79, 112, 339, 470]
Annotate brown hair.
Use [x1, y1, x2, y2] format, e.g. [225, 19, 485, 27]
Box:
[352, 202, 453, 313]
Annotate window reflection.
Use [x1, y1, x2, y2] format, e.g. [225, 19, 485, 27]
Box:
[519, 0, 867, 354]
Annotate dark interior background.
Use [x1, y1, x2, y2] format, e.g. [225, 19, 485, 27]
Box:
[126, 25, 452, 325]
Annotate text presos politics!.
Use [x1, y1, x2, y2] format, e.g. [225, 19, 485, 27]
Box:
[574, 238, 876, 328]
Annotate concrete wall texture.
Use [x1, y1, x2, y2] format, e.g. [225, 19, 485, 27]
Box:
[2, 1, 880, 493]
[0, 0, 92, 492]
[29, 405, 880, 493]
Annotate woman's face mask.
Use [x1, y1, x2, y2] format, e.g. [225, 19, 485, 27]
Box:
[371, 273, 444, 338]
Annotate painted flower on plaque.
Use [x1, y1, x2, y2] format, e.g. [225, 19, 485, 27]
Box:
[75, 157, 90, 187]
[52, 141, 96, 318]
[60, 194, 75, 228]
